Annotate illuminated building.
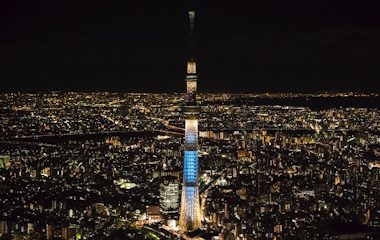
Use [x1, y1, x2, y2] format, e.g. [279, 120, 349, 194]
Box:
[0, 156, 10, 168]
[160, 175, 180, 214]
[179, 11, 202, 232]
[46, 224, 53, 240]
[0, 221, 8, 236]
[146, 205, 161, 224]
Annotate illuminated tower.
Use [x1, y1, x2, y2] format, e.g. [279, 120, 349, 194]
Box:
[179, 11, 202, 232]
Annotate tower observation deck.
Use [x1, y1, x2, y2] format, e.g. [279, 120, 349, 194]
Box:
[179, 11, 202, 232]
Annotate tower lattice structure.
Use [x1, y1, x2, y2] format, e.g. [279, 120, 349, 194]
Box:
[179, 11, 202, 232]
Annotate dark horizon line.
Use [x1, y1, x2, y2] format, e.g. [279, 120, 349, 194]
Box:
[2, 89, 380, 95]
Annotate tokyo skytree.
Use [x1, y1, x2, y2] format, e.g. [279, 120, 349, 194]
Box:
[179, 11, 202, 232]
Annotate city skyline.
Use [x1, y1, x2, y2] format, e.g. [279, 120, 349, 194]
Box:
[2, 91, 380, 239]
[2, 1, 380, 240]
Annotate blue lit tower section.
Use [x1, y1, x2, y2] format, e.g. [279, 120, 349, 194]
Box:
[179, 11, 201, 232]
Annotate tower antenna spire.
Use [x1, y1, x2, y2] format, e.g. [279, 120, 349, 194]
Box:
[189, 11, 195, 61]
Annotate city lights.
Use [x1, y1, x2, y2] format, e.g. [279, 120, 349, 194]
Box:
[1, 3, 379, 240]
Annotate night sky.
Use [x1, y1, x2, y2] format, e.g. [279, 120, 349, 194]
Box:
[1, 0, 380, 93]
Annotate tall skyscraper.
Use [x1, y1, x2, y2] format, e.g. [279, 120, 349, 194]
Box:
[179, 11, 202, 232]
[160, 175, 180, 214]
